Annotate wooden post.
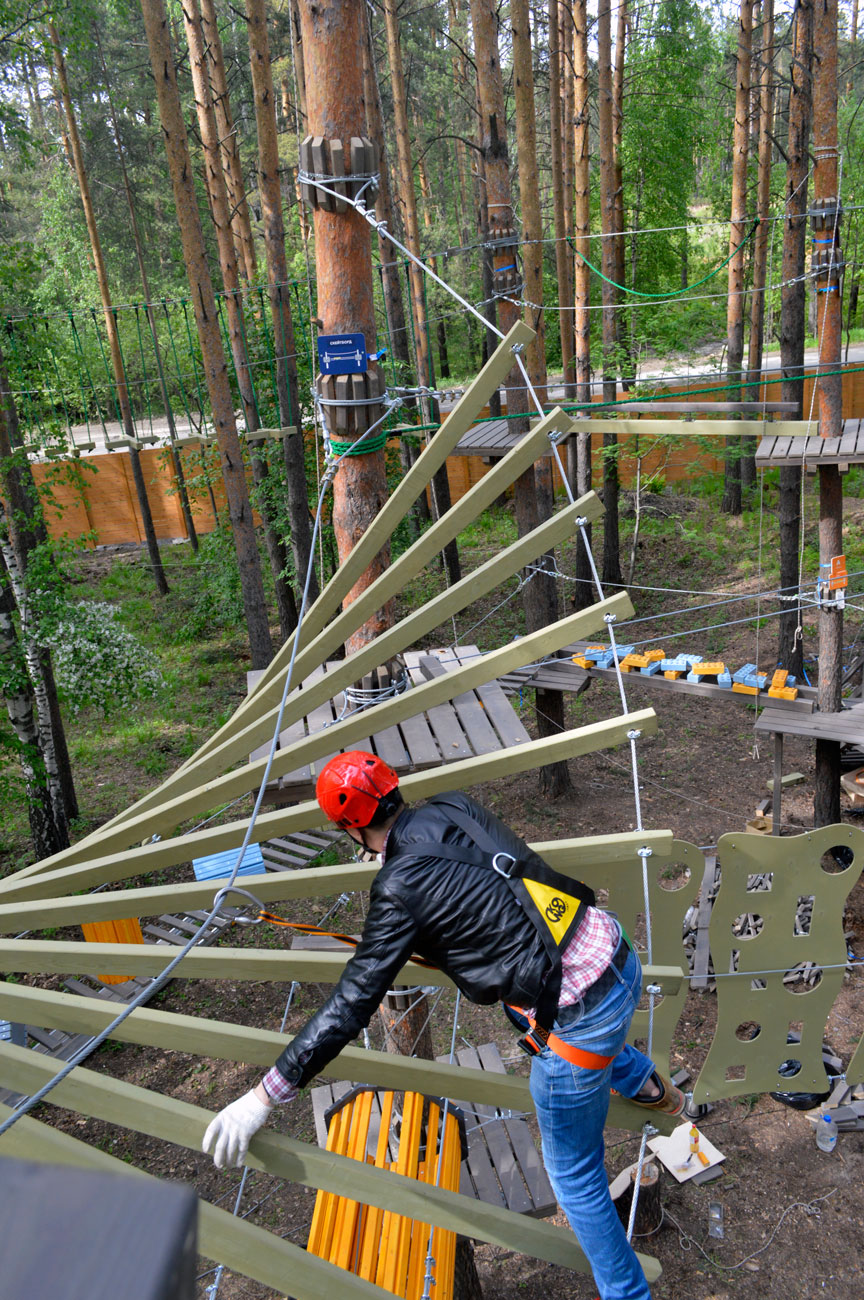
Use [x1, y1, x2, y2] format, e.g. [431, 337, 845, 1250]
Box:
[297, 0, 393, 653]
[812, 0, 843, 828]
[721, 0, 753, 517]
[777, 0, 812, 680]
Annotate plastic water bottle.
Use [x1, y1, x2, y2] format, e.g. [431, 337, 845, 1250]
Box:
[815, 1112, 837, 1153]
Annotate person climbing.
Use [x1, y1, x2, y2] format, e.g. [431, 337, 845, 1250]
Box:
[203, 750, 683, 1300]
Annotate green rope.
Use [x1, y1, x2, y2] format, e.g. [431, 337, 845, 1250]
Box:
[112, 306, 137, 435]
[90, 308, 123, 427]
[134, 305, 156, 437]
[570, 218, 761, 301]
[180, 300, 209, 436]
[161, 299, 198, 433]
[255, 285, 282, 422]
[41, 317, 74, 438]
[329, 430, 390, 455]
[70, 313, 110, 440]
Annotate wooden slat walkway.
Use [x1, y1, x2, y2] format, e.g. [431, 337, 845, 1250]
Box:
[755, 418, 864, 469]
[311, 1042, 556, 1219]
[754, 701, 864, 743]
[250, 646, 531, 805]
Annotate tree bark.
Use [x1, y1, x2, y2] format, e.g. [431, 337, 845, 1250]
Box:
[597, 0, 622, 585]
[297, 0, 392, 653]
[722, 0, 753, 516]
[199, 0, 259, 286]
[612, 0, 631, 382]
[742, 0, 774, 496]
[0, 350, 78, 825]
[812, 0, 843, 827]
[382, 0, 460, 586]
[0, 573, 67, 859]
[50, 22, 169, 598]
[570, 0, 593, 610]
[511, 0, 572, 798]
[246, 0, 319, 613]
[183, 0, 297, 639]
[95, 25, 199, 554]
[140, 0, 273, 668]
[778, 0, 812, 681]
[549, 0, 574, 403]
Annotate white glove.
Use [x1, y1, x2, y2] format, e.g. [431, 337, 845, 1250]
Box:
[203, 1089, 273, 1168]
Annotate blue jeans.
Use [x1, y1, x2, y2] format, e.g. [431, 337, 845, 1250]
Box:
[529, 941, 655, 1300]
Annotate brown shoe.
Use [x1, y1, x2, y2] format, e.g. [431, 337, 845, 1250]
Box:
[630, 1070, 686, 1116]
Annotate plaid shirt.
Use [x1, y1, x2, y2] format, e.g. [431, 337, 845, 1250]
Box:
[261, 905, 619, 1104]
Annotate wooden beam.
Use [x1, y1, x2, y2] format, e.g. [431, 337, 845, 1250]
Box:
[567, 418, 813, 438]
[0, 985, 677, 1142]
[0, 1104, 395, 1300]
[0, 706, 657, 922]
[0, 936, 684, 994]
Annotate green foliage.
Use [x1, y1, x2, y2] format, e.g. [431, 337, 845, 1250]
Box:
[186, 525, 245, 639]
[47, 599, 164, 714]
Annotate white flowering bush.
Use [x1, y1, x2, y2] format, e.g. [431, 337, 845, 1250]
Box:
[50, 601, 164, 715]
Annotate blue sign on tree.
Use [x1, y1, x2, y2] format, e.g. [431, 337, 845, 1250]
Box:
[317, 333, 368, 375]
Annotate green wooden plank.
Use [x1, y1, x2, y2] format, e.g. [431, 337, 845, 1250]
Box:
[0, 706, 656, 923]
[0, 989, 677, 1147]
[14, 584, 632, 871]
[0, 1104, 394, 1300]
[568, 418, 813, 438]
[0, 936, 685, 997]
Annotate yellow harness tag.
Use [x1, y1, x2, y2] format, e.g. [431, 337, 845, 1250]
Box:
[522, 877, 584, 947]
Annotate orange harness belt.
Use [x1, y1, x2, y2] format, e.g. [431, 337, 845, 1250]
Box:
[507, 1008, 616, 1070]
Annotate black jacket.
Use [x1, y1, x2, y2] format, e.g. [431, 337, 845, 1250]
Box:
[273, 792, 560, 1088]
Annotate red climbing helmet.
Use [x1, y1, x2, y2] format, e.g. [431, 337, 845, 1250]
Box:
[316, 751, 400, 829]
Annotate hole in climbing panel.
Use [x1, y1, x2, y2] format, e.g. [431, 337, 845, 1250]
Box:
[794, 896, 815, 936]
[820, 845, 855, 874]
[784, 963, 823, 993]
[656, 862, 691, 891]
[595, 887, 610, 907]
[746, 872, 773, 892]
[630, 913, 647, 950]
[725, 1065, 746, 1082]
[735, 1021, 761, 1041]
[731, 913, 764, 939]
[777, 1058, 802, 1079]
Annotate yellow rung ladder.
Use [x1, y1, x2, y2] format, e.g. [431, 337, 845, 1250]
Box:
[307, 1087, 466, 1299]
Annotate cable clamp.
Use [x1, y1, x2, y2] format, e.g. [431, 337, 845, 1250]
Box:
[637, 846, 653, 859]
[643, 1123, 659, 1138]
[511, 342, 525, 356]
[627, 729, 641, 741]
[575, 516, 588, 527]
[604, 613, 616, 625]
[646, 984, 662, 997]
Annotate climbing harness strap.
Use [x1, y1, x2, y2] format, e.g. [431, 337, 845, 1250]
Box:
[504, 1010, 616, 1070]
[385, 796, 596, 1031]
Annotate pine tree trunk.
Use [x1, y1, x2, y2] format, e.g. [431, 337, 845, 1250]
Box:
[778, 0, 812, 680]
[812, 0, 843, 828]
[246, 0, 319, 613]
[184, 0, 297, 640]
[722, 0, 753, 516]
[140, 0, 273, 667]
[199, 0, 259, 286]
[612, 0, 632, 384]
[382, 0, 460, 586]
[50, 22, 169, 597]
[742, 0, 774, 496]
[297, 0, 393, 653]
[549, 0, 574, 401]
[597, 0, 622, 586]
[511, 0, 572, 798]
[571, 0, 594, 611]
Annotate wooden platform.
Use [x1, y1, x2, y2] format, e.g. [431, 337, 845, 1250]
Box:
[249, 645, 531, 805]
[755, 418, 864, 470]
[754, 700, 864, 743]
[311, 1042, 556, 1220]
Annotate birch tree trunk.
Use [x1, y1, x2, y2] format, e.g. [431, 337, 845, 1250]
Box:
[721, 0, 753, 516]
[777, 0, 812, 680]
[50, 22, 169, 598]
[246, 0, 319, 611]
[140, 0, 273, 667]
[0, 344, 78, 824]
[183, 0, 297, 638]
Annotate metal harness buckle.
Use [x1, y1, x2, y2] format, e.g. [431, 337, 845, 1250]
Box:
[492, 852, 517, 879]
